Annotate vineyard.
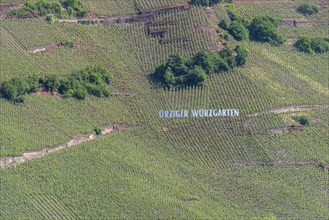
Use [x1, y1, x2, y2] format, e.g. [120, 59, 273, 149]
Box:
[0, 0, 328, 219]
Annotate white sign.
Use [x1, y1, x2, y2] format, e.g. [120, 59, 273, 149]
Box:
[159, 109, 239, 118]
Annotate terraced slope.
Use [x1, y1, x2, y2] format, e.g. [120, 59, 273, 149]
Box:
[0, 0, 328, 219]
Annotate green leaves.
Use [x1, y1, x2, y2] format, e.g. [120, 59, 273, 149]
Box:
[294, 37, 329, 54]
[152, 46, 248, 88]
[0, 66, 113, 103]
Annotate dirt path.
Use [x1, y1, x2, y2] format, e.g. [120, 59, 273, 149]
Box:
[236, 160, 329, 171]
[56, 3, 190, 25]
[248, 104, 329, 117]
[0, 124, 137, 168]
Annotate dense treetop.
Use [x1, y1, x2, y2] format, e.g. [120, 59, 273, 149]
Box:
[0, 65, 112, 103]
[294, 37, 329, 54]
[10, 0, 88, 18]
[152, 45, 248, 88]
[297, 3, 319, 15]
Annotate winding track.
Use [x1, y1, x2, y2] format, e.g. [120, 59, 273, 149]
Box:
[1, 104, 328, 168]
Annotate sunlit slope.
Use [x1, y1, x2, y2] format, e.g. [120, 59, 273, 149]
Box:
[0, 1, 329, 219]
[1, 128, 328, 219]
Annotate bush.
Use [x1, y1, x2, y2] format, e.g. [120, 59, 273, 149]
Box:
[297, 3, 319, 15]
[293, 115, 310, 126]
[229, 21, 249, 41]
[94, 128, 101, 135]
[46, 14, 55, 24]
[249, 16, 284, 46]
[219, 20, 230, 30]
[184, 66, 207, 86]
[235, 45, 248, 66]
[294, 36, 312, 53]
[294, 37, 329, 54]
[311, 38, 329, 53]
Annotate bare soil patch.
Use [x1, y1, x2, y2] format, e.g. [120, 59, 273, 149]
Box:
[184, 200, 199, 205]
[0, 3, 24, 19]
[34, 86, 60, 98]
[0, 123, 140, 168]
[203, 6, 220, 22]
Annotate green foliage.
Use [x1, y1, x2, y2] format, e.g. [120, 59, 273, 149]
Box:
[0, 75, 40, 103]
[94, 127, 101, 135]
[229, 21, 249, 41]
[0, 66, 112, 103]
[235, 45, 249, 66]
[248, 16, 284, 46]
[190, 0, 221, 6]
[311, 38, 329, 53]
[294, 36, 312, 53]
[10, 0, 88, 19]
[152, 46, 248, 88]
[297, 3, 319, 15]
[225, 4, 249, 26]
[294, 37, 329, 54]
[293, 115, 311, 126]
[46, 14, 55, 24]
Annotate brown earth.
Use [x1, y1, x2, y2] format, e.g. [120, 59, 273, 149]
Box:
[0, 2, 24, 19]
[0, 124, 139, 168]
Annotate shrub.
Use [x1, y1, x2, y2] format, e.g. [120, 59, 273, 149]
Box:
[219, 20, 230, 30]
[297, 3, 319, 15]
[94, 128, 101, 135]
[294, 37, 329, 54]
[311, 38, 329, 53]
[46, 14, 55, 24]
[235, 45, 249, 66]
[229, 21, 249, 41]
[184, 66, 207, 86]
[249, 16, 284, 46]
[294, 36, 312, 53]
[293, 115, 310, 126]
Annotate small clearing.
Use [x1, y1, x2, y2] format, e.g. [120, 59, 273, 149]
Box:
[28, 43, 99, 53]
[248, 104, 329, 117]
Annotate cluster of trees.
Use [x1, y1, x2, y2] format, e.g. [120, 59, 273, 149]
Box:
[219, 5, 284, 46]
[152, 45, 248, 88]
[0, 65, 112, 103]
[10, 0, 88, 18]
[294, 37, 329, 54]
[297, 3, 319, 15]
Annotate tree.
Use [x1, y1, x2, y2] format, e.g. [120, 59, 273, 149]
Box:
[235, 45, 249, 66]
[184, 66, 207, 86]
[293, 115, 310, 126]
[294, 36, 312, 53]
[311, 38, 329, 53]
[189, 51, 218, 75]
[163, 67, 176, 87]
[46, 14, 55, 24]
[297, 3, 319, 15]
[167, 54, 188, 76]
[249, 16, 284, 46]
[0, 81, 18, 101]
[229, 21, 249, 41]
